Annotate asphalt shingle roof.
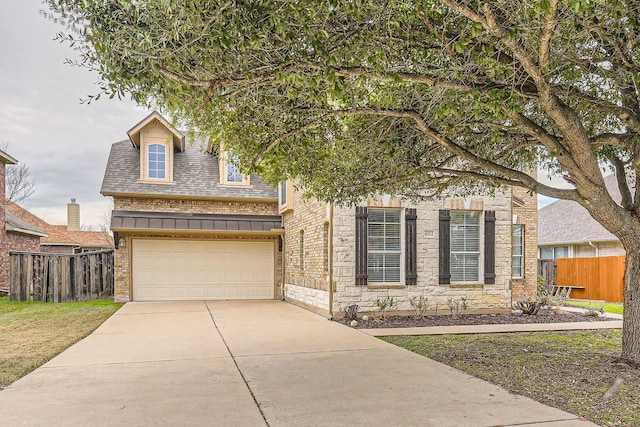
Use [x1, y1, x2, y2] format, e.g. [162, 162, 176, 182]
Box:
[538, 174, 626, 245]
[6, 202, 113, 247]
[101, 141, 278, 200]
[5, 211, 47, 236]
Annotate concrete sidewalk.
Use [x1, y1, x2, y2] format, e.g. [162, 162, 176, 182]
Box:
[0, 301, 597, 426]
[363, 320, 623, 336]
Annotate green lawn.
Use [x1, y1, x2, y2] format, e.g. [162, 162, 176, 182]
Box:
[383, 331, 639, 427]
[0, 297, 123, 388]
[565, 299, 624, 315]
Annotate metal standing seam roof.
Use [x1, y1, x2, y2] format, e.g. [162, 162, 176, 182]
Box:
[111, 210, 283, 233]
[101, 140, 278, 200]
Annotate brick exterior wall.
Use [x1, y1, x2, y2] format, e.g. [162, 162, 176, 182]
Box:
[0, 232, 40, 288]
[39, 245, 75, 254]
[511, 186, 538, 302]
[570, 241, 625, 258]
[114, 197, 278, 216]
[113, 196, 282, 302]
[0, 161, 6, 288]
[0, 161, 43, 288]
[281, 189, 331, 314]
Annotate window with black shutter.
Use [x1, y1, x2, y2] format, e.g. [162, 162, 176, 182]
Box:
[405, 209, 417, 285]
[355, 207, 368, 285]
[484, 211, 496, 284]
[438, 209, 451, 284]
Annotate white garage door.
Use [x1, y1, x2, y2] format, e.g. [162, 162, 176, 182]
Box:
[132, 239, 275, 301]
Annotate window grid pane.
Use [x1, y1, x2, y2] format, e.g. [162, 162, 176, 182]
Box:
[367, 209, 401, 283]
[450, 211, 480, 282]
[148, 144, 166, 179]
[512, 225, 524, 278]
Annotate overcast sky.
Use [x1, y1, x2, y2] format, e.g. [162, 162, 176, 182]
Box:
[0, 0, 149, 227]
[0, 1, 564, 229]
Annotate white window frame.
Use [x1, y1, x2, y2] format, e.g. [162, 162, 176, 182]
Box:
[279, 180, 288, 208]
[539, 246, 570, 259]
[450, 210, 482, 283]
[367, 208, 403, 284]
[147, 144, 166, 180]
[219, 149, 250, 186]
[512, 224, 524, 279]
[140, 136, 172, 183]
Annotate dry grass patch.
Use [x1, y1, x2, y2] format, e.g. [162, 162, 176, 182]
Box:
[383, 330, 639, 427]
[0, 297, 123, 388]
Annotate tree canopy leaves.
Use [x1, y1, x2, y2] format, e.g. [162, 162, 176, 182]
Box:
[46, 0, 640, 362]
[48, 1, 639, 207]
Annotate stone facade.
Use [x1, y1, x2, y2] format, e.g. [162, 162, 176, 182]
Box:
[112, 196, 282, 302]
[284, 189, 539, 317]
[511, 185, 538, 302]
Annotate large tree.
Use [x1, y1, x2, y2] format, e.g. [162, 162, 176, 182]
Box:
[1, 143, 35, 205]
[47, 0, 640, 363]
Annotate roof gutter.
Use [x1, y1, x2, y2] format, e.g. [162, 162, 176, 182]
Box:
[110, 227, 284, 235]
[6, 225, 48, 238]
[588, 241, 599, 257]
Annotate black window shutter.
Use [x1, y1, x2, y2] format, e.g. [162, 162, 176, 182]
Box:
[405, 209, 417, 286]
[438, 209, 450, 285]
[484, 211, 496, 284]
[355, 207, 368, 285]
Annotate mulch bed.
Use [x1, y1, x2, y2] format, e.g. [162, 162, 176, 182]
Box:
[343, 308, 613, 328]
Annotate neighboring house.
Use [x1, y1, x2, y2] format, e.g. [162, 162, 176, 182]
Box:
[6, 200, 114, 254]
[103, 112, 538, 314]
[538, 174, 625, 259]
[0, 150, 47, 289]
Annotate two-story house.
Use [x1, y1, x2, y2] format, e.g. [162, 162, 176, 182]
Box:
[102, 112, 537, 316]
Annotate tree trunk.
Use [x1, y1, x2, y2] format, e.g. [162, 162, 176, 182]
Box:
[622, 245, 640, 365]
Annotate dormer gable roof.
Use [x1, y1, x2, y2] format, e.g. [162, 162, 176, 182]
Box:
[127, 111, 185, 152]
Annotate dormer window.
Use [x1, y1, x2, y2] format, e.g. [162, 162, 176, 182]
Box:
[148, 144, 166, 179]
[127, 111, 184, 184]
[219, 149, 250, 186]
[226, 155, 244, 183]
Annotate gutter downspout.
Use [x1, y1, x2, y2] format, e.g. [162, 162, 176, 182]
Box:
[328, 204, 334, 319]
[588, 241, 599, 257]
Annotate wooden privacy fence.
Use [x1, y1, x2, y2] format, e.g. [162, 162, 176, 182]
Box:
[537, 259, 556, 288]
[554, 255, 625, 302]
[10, 250, 114, 302]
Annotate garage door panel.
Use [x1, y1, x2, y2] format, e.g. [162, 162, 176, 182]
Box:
[133, 239, 274, 301]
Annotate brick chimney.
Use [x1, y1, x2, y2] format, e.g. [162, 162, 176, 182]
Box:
[67, 198, 80, 231]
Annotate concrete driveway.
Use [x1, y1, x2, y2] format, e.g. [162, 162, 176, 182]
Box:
[0, 301, 594, 426]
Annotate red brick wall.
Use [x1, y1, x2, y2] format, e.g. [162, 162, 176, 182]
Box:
[0, 233, 41, 288]
[39, 245, 75, 254]
[0, 161, 6, 288]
